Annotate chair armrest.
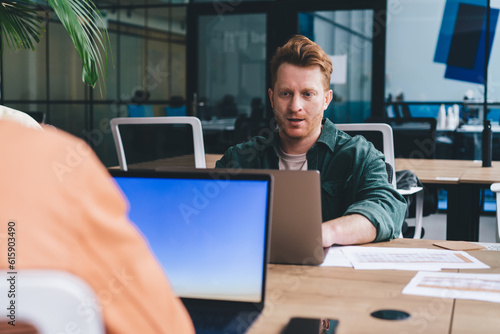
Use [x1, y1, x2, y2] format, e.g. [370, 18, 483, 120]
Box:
[490, 183, 500, 193]
[397, 186, 423, 196]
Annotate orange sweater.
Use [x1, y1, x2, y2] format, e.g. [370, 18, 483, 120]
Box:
[0, 121, 194, 334]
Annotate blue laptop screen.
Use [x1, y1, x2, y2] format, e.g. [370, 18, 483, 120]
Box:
[113, 175, 269, 303]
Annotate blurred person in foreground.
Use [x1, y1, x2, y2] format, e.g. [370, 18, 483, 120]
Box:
[0, 119, 194, 333]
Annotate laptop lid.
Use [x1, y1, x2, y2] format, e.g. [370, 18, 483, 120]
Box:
[109, 169, 272, 312]
[214, 169, 325, 266]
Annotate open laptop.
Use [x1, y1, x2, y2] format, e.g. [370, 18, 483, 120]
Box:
[109, 169, 272, 334]
[237, 169, 325, 265]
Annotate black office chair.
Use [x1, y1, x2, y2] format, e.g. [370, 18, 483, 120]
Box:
[366, 117, 437, 159]
[336, 123, 425, 239]
[365, 117, 439, 235]
[25, 111, 46, 123]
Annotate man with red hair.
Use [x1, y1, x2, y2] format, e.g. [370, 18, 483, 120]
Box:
[217, 35, 406, 247]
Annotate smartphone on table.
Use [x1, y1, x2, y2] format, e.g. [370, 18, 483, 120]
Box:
[281, 317, 339, 334]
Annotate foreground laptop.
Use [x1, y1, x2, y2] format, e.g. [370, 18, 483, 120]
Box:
[109, 169, 272, 334]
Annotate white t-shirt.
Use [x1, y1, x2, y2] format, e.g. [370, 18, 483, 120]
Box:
[278, 147, 308, 171]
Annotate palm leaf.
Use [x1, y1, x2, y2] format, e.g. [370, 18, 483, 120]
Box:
[45, 0, 109, 87]
[0, 0, 109, 88]
[0, 1, 44, 51]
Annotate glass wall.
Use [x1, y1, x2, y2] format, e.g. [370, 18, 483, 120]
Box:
[198, 14, 267, 119]
[0, 3, 187, 167]
[2, 15, 47, 101]
[6, 1, 499, 165]
[299, 10, 373, 123]
[386, 0, 500, 119]
[385, 0, 500, 162]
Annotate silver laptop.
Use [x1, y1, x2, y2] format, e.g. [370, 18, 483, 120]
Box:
[241, 169, 325, 265]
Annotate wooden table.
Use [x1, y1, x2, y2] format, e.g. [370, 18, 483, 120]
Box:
[395, 159, 479, 184]
[110, 153, 223, 170]
[395, 159, 500, 241]
[247, 238, 500, 334]
[205, 153, 222, 168]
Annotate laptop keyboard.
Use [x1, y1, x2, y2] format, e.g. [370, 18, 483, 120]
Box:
[188, 309, 239, 331]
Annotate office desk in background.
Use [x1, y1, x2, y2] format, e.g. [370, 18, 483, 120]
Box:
[110, 154, 222, 170]
[201, 118, 237, 132]
[396, 159, 500, 242]
[118, 155, 496, 242]
[438, 125, 500, 161]
[247, 238, 500, 334]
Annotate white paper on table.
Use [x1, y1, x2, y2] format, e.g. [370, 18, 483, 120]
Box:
[403, 271, 500, 304]
[340, 246, 490, 271]
[320, 246, 353, 267]
[473, 242, 500, 251]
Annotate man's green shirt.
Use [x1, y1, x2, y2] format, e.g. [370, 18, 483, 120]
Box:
[215, 118, 406, 242]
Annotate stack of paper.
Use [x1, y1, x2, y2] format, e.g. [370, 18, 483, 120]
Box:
[403, 272, 500, 303]
[321, 246, 489, 270]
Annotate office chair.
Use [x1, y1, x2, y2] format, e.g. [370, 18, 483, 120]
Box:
[490, 183, 500, 243]
[366, 117, 437, 159]
[0, 270, 105, 334]
[336, 123, 424, 239]
[110, 116, 206, 171]
[366, 117, 440, 219]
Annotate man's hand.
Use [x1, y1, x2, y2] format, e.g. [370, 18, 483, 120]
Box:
[321, 214, 377, 247]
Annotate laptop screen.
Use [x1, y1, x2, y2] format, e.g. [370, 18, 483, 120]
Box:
[111, 170, 271, 303]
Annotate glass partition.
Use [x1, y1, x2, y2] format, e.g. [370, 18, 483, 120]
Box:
[299, 10, 374, 123]
[197, 13, 267, 120]
[49, 22, 85, 100]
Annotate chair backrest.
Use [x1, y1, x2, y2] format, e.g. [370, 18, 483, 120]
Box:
[110, 116, 206, 170]
[366, 117, 437, 159]
[490, 183, 500, 243]
[336, 123, 396, 188]
[0, 270, 105, 333]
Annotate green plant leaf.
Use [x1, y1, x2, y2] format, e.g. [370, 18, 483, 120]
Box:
[0, 1, 43, 51]
[45, 0, 109, 88]
[0, 0, 110, 88]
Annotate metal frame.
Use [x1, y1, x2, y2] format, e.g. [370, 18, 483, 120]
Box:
[110, 116, 206, 170]
[336, 123, 425, 239]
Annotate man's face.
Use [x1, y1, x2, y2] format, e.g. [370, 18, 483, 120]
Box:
[269, 63, 332, 149]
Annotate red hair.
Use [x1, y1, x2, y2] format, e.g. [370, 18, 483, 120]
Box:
[270, 35, 332, 91]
